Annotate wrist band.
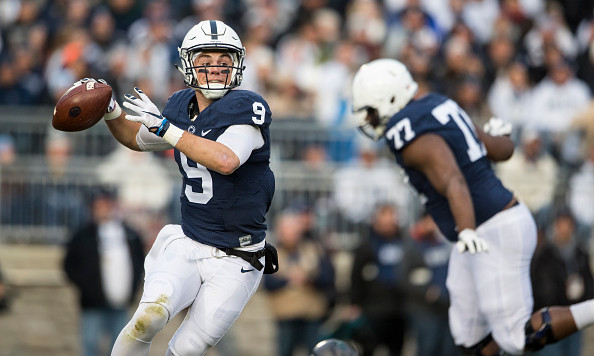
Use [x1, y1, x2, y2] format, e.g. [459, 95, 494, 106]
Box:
[103, 102, 122, 121]
[156, 119, 170, 137]
[163, 124, 184, 147]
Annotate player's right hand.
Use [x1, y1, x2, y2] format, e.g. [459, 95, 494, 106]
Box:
[70, 78, 121, 120]
[73, 77, 107, 87]
[483, 117, 512, 137]
[456, 228, 488, 254]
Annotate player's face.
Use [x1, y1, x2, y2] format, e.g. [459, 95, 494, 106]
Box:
[192, 51, 233, 87]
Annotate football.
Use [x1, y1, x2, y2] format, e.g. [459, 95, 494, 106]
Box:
[52, 81, 112, 132]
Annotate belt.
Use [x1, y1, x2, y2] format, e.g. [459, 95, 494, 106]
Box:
[502, 196, 519, 211]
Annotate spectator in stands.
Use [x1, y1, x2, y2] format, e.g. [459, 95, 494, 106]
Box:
[0, 134, 15, 166]
[96, 146, 173, 240]
[316, 39, 363, 163]
[484, 32, 516, 82]
[384, 4, 441, 60]
[272, 15, 321, 120]
[125, 0, 175, 106]
[487, 59, 533, 140]
[105, 0, 143, 32]
[344, 0, 385, 60]
[263, 210, 336, 356]
[452, 74, 493, 129]
[239, 14, 276, 96]
[526, 56, 591, 164]
[523, 6, 579, 82]
[333, 141, 410, 226]
[576, 15, 594, 90]
[495, 130, 559, 226]
[348, 203, 409, 356]
[404, 212, 459, 356]
[459, 0, 501, 45]
[570, 99, 594, 145]
[0, 134, 27, 226]
[40, 131, 89, 231]
[567, 138, 594, 242]
[436, 26, 482, 98]
[530, 207, 594, 356]
[63, 188, 145, 356]
[44, 30, 92, 101]
[85, 7, 128, 86]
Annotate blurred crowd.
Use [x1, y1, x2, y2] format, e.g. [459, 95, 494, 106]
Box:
[1, 0, 594, 190]
[2, 0, 594, 354]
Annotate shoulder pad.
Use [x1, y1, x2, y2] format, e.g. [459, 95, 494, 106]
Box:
[214, 90, 272, 127]
[162, 89, 194, 119]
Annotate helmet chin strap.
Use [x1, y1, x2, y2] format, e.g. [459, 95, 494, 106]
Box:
[200, 86, 228, 100]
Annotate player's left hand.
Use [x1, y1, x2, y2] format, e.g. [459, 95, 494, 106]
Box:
[483, 117, 512, 137]
[456, 228, 488, 254]
[123, 87, 169, 136]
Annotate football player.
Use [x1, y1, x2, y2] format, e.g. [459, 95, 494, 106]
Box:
[350, 58, 594, 355]
[69, 20, 276, 356]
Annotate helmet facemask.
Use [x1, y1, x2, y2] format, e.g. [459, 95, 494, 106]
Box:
[352, 59, 418, 141]
[354, 107, 386, 141]
[183, 49, 244, 99]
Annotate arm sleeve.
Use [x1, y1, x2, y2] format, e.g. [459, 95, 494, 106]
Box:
[216, 124, 265, 165]
[136, 125, 174, 151]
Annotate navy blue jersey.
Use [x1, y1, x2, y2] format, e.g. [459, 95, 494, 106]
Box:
[384, 93, 513, 241]
[162, 88, 275, 248]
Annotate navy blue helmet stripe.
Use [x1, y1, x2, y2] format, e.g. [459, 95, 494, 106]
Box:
[209, 20, 218, 40]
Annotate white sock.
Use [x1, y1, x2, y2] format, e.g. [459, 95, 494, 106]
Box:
[570, 299, 594, 329]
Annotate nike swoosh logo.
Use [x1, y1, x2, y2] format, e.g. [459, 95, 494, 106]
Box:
[201, 129, 212, 136]
[142, 111, 163, 119]
[241, 267, 254, 273]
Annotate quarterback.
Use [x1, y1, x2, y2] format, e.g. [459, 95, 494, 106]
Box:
[351, 58, 594, 355]
[69, 20, 277, 355]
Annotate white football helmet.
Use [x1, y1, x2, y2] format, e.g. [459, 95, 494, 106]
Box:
[352, 59, 418, 140]
[177, 20, 245, 99]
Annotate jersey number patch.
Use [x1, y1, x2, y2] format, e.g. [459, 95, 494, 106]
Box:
[180, 152, 213, 204]
[386, 118, 415, 150]
[252, 102, 266, 125]
[431, 99, 486, 162]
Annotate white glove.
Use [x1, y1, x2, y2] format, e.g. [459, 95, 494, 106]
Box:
[70, 78, 121, 120]
[456, 229, 488, 254]
[123, 87, 168, 136]
[73, 77, 107, 87]
[123, 87, 184, 146]
[483, 117, 512, 137]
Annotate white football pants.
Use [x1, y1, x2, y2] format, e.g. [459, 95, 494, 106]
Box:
[447, 202, 537, 355]
[112, 224, 264, 356]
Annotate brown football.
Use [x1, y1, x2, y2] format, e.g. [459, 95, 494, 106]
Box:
[52, 81, 112, 132]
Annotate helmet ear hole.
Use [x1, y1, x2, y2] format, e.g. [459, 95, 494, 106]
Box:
[390, 96, 396, 104]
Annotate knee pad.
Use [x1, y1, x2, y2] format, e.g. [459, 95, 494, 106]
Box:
[524, 307, 555, 352]
[458, 334, 504, 356]
[125, 302, 170, 343]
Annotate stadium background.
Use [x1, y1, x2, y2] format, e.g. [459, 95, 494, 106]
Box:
[1, 0, 594, 355]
